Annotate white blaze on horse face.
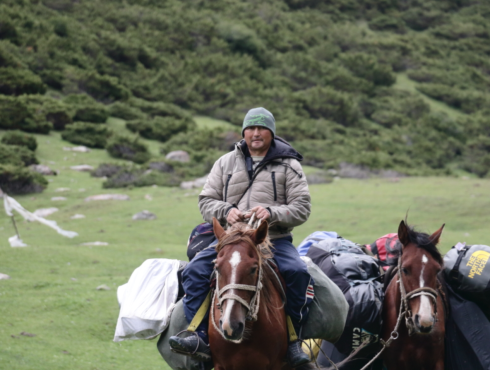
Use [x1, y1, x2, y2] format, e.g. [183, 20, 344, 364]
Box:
[222, 251, 242, 336]
[418, 253, 433, 323]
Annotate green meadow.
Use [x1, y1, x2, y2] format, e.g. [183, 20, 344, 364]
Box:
[1, 124, 490, 370]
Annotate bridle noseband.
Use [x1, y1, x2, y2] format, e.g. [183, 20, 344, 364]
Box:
[215, 264, 263, 322]
[396, 254, 439, 336]
[211, 252, 264, 343]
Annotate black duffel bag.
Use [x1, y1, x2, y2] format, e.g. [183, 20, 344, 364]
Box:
[444, 244, 490, 320]
[306, 237, 384, 370]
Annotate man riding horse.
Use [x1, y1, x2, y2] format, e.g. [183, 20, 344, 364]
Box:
[169, 107, 314, 368]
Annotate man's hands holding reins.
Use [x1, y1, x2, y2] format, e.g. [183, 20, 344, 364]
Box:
[227, 206, 270, 225]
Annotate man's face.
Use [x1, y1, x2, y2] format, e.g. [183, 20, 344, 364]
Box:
[243, 126, 273, 154]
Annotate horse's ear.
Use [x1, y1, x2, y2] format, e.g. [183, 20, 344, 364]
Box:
[252, 220, 268, 245]
[213, 217, 225, 240]
[429, 224, 445, 245]
[398, 220, 410, 246]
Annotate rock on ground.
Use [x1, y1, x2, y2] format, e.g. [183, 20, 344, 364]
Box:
[70, 214, 85, 219]
[97, 284, 111, 290]
[55, 188, 70, 192]
[84, 194, 129, 202]
[148, 161, 173, 173]
[33, 208, 59, 217]
[70, 165, 94, 172]
[132, 210, 157, 220]
[80, 241, 109, 246]
[0, 273, 11, 280]
[180, 175, 208, 189]
[51, 197, 67, 201]
[30, 164, 56, 176]
[165, 150, 190, 163]
[63, 146, 90, 152]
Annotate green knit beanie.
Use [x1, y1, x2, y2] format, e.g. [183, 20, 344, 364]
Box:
[241, 107, 276, 138]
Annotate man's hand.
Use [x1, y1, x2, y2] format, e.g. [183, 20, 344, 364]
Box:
[227, 208, 244, 225]
[246, 206, 271, 221]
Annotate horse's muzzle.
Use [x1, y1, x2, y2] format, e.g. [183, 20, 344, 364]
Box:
[220, 319, 245, 341]
[414, 313, 434, 334]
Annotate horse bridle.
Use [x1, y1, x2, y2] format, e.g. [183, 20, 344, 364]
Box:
[214, 263, 263, 322]
[396, 255, 439, 336]
[358, 253, 440, 370]
[210, 258, 264, 343]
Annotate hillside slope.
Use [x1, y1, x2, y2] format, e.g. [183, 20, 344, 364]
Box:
[1, 0, 490, 184]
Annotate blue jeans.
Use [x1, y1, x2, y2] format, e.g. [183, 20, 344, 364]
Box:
[182, 237, 313, 336]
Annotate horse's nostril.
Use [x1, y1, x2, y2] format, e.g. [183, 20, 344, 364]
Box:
[237, 322, 244, 334]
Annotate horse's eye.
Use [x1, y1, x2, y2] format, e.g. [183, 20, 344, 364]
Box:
[250, 267, 257, 275]
[402, 267, 409, 275]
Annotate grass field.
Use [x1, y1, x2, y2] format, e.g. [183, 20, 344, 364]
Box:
[1, 122, 490, 370]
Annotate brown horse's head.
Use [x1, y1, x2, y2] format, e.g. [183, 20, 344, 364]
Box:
[212, 217, 270, 342]
[397, 220, 444, 334]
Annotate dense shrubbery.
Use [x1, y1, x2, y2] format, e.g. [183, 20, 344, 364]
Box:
[61, 122, 111, 148]
[0, 67, 46, 95]
[0, 95, 52, 133]
[0, 0, 490, 179]
[64, 94, 109, 123]
[0, 144, 38, 167]
[109, 102, 146, 121]
[106, 135, 150, 164]
[0, 164, 48, 195]
[126, 116, 194, 142]
[1, 131, 37, 151]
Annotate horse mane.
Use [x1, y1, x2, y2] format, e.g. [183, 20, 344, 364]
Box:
[215, 223, 282, 321]
[385, 225, 444, 267]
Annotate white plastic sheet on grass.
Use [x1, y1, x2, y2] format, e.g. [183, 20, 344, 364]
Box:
[114, 259, 181, 342]
[3, 194, 78, 240]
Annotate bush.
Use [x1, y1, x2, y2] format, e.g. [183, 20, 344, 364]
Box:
[78, 71, 131, 103]
[1, 131, 37, 151]
[128, 98, 194, 122]
[417, 84, 489, 113]
[102, 168, 180, 188]
[64, 94, 109, 123]
[369, 16, 406, 34]
[41, 99, 73, 130]
[126, 116, 193, 142]
[0, 164, 47, 195]
[340, 53, 395, 86]
[109, 102, 146, 121]
[160, 128, 239, 153]
[0, 67, 46, 96]
[106, 135, 151, 163]
[0, 95, 52, 134]
[295, 86, 359, 126]
[0, 144, 38, 167]
[61, 122, 111, 148]
[91, 163, 127, 178]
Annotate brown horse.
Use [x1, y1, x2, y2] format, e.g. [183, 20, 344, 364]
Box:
[381, 220, 446, 370]
[209, 217, 291, 370]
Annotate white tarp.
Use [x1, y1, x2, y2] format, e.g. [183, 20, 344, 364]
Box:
[114, 258, 181, 342]
[3, 193, 78, 240]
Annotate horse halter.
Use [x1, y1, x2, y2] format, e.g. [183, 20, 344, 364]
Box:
[214, 263, 263, 322]
[396, 255, 439, 336]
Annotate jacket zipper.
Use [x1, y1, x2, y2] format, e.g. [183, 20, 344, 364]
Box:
[271, 171, 277, 201]
[224, 174, 232, 202]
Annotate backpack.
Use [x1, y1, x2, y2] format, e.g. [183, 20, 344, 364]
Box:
[444, 244, 490, 320]
[304, 236, 384, 370]
[365, 233, 399, 270]
[187, 223, 216, 261]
